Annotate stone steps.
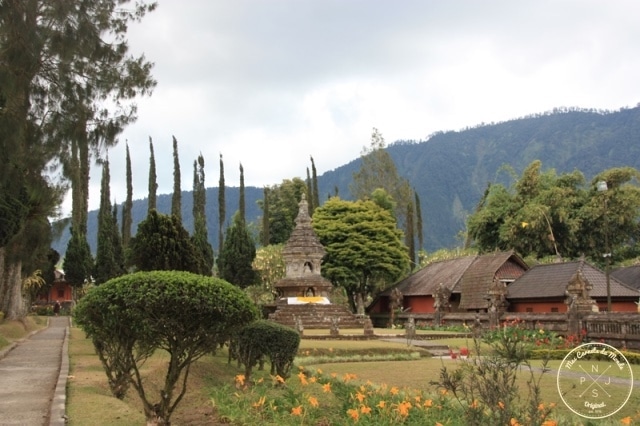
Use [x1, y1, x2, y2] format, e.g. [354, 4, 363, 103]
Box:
[269, 304, 366, 329]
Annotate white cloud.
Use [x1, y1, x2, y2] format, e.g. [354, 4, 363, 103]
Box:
[69, 0, 640, 214]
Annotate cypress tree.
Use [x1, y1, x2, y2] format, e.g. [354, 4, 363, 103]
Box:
[122, 144, 133, 248]
[192, 154, 214, 275]
[171, 136, 182, 221]
[94, 159, 124, 284]
[218, 153, 225, 255]
[405, 198, 416, 268]
[261, 187, 270, 247]
[148, 137, 157, 213]
[414, 190, 424, 250]
[239, 163, 246, 223]
[219, 213, 258, 288]
[306, 167, 313, 215]
[311, 156, 320, 211]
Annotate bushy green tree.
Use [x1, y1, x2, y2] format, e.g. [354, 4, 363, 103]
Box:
[128, 210, 199, 273]
[312, 196, 410, 314]
[466, 161, 640, 263]
[236, 320, 300, 381]
[74, 270, 259, 425]
[219, 213, 258, 288]
[259, 178, 307, 245]
[63, 228, 93, 288]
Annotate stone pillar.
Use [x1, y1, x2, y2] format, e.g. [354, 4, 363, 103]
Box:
[363, 316, 374, 336]
[565, 267, 597, 336]
[432, 283, 451, 327]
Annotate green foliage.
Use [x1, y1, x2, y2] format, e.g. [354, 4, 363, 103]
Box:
[147, 138, 158, 212]
[192, 154, 214, 275]
[94, 160, 125, 284]
[467, 160, 640, 264]
[128, 210, 199, 273]
[219, 213, 258, 288]
[312, 196, 410, 314]
[351, 128, 413, 224]
[236, 320, 301, 381]
[252, 244, 285, 294]
[74, 270, 259, 424]
[259, 178, 308, 245]
[171, 136, 182, 221]
[63, 229, 93, 287]
[432, 327, 554, 426]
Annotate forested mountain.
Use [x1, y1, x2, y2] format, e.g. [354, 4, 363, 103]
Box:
[52, 105, 640, 256]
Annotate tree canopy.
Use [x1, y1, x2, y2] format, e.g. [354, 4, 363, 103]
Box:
[312, 196, 410, 314]
[127, 210, 199, 273]
[466, 160, 640, 264]
[0, 0, 156, 319]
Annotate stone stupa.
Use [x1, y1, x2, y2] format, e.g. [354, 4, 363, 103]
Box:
[269, 195, 366, 330]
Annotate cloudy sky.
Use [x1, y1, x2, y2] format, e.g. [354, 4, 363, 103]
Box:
[71, 0, 640, 214]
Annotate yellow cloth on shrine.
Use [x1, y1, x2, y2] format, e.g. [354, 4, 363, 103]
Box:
[296, 297, 325, 304]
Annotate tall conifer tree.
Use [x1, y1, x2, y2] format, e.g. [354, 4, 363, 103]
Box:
[171, 136, 182, 221]
[122, 144, 133, 248]
[405, 198, 416, 268]
[148, 137, 158, 213]
[306, 167, 314, 215]
[261, 187, 270, 247]
[311, 156, 320, 211]
[192, 154, 214, 275]
[218, 153, 225, 255]
[414, 191, 424, 250]
[239, 163, 246, 223]
[94, 159, 124, 284]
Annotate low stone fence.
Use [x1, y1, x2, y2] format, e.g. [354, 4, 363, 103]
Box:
[369, 311, 640, 350]
[582, 313, 640, 350]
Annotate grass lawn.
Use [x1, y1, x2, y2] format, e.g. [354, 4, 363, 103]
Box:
[0, 316, 48, 350]
[63, 327, 640, 425]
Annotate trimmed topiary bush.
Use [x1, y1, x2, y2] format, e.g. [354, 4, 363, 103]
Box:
[74, 270, 259, 425]
[236, 320, 300, 381]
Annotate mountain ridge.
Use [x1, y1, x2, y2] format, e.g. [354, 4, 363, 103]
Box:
[52, 105, 640, 256]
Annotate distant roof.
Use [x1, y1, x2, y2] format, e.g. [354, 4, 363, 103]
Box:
[611, 265, 640, 290]
[379, 251, 527, 310]
[508, 261, 640, 299]
[458, 251, 528, 310]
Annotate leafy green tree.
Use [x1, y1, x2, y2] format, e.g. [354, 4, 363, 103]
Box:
[259, 178, 307, 245]
[192, 154, 214, 275]
[466, 161, 640, 263]
[219, 213, 258, 288]
[122, 144, 133, 249]
[94, 160, 125, 284]
[252, 244, 285, 295]
[74, 270, 259, 425]
[147, 137, 158, 213]
[171, 136, 182, 221]
[350, 128, 413, 225]
[128, 210, 199, 273]
[312, 197, 410, 315]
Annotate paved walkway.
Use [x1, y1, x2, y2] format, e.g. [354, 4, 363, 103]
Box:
[0, 316, 70, 426]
